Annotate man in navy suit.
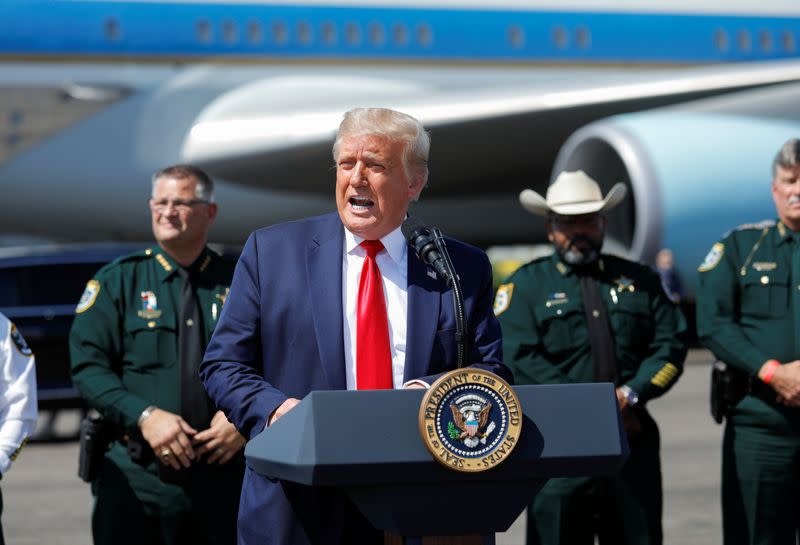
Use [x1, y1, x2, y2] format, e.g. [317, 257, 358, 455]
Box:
[200, 107, 509, 545]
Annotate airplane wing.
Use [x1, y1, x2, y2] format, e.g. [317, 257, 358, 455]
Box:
[2, 58, 800, 283]
[181, 59, 800, 197]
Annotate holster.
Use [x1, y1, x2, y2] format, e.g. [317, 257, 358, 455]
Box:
[710, 361, 750, 424]
[125, 432, 155, 466]
[77, 409, 115, 482]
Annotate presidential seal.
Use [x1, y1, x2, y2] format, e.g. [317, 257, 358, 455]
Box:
[419, 368, 522, 473]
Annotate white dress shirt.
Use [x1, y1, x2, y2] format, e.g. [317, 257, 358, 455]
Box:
[0, 314, 37, 475]
[343, 226, 408, 390]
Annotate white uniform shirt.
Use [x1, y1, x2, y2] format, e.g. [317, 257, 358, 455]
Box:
[0, 313, 37, 475]
[343, 226, 408, 390]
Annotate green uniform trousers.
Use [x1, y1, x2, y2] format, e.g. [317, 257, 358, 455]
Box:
[722, 421, 800, 545]
[91, 445, 242, 545]
[527, 410, 662, 545]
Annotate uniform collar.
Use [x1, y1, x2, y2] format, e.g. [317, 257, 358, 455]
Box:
[774, 220, 794, 246]
[152, 246, 213, 283]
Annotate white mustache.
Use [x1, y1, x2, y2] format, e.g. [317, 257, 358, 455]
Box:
[790, 195, 800, 205]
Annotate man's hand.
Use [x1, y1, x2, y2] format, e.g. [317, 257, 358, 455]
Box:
[193, 411, 247, 465]
[615, 387, 641, 436]
[268, 398, 300, 427]
[769, 360, 800, 406]
[139, 408, 197, 470]
[615, 387, 628, 410]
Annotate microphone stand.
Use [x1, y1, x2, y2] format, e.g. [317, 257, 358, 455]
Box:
[431, 228, 468, 369]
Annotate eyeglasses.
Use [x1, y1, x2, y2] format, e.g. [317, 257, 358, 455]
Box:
[150, 198, 209, 213]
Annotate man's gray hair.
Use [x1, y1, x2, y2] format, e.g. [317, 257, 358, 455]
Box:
[773, 138, 800, 178]
[332, 108, 430, 196]
[151, 164, 215, 203]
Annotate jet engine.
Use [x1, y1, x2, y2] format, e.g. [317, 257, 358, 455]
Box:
[553, 82, 800, 293]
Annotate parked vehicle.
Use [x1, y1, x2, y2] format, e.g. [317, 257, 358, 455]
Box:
[0, 243, 239, 411]
[0, 243, 147, 410]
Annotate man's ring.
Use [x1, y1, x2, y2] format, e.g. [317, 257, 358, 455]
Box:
[160, 448, 172, 458]
[215, 448, 225, 456]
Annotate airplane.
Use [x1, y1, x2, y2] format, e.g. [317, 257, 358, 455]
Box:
[2, 0, 800, 291]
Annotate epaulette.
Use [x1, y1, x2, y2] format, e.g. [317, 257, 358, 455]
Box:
[112, 248, 152, 263]
[513, 254, 553, 275]
[735, 219, 775, 232]
[84, 248, 153, 293]
[721, 219, 775, 239]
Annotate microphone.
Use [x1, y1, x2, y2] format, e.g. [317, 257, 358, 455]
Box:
[401, 216, 468, 368]
[401, 217, 452, 282]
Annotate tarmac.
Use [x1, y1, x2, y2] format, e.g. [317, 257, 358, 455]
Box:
[2, 349, 722, 545]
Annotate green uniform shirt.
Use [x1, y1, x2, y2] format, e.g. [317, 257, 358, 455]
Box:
[495, 253, 687, 404]
[69, 246, 235, 431]
[696, 219, 800, 428]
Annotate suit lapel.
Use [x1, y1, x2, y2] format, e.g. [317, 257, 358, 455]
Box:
[307, 217, 347, 390]
[404, 252, 442, 382]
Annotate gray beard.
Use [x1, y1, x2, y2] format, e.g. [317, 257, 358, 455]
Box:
[556, 238, 600, 266]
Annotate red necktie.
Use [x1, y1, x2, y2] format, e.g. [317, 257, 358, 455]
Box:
[356, 240, 393, 390]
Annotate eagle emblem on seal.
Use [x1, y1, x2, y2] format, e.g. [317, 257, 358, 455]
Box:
[448, 394, 497, 448]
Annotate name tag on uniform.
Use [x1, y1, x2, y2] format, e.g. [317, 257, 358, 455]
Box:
[752, 262, 777, 272]
[545, 292, 569, 307]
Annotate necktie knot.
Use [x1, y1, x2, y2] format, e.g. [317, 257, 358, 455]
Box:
[360, 240, 385, 258]
[176, 266, 193, 283]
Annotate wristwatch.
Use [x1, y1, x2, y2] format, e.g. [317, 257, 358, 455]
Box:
[137, 405, 157, 426]
[619, 385, 640, 407]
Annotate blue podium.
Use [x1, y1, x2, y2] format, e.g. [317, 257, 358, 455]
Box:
[245, 383, 627, 542]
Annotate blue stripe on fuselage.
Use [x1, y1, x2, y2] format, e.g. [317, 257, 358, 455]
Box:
[1, 1, 799, 63]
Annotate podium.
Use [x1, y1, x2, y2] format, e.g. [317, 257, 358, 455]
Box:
[245, 383, 627, 542]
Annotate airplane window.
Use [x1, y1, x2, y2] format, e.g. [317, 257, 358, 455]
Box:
[247, 21, 264, 44]
[297, 21, 313, 45]
[759, 31, 773, 52]
[345, 23, 361, 46]
[196, 19, 213, 44]
[507, 25, 525, 49]
[714, 29, 729, 52]
[271, 21, 289, 45]
[782, 31, 796, 52]
[321, 22, 337, 45]
[737, 29, 751, 52]
[416, 23, 433, 47]
[552, 26, 568, 49]
[104, 18, 121, 42]
[575, 26, 591, 49]
[222, 20, 238, 44]
[392, 23, 409, 47]
[368, 22, 386, 47]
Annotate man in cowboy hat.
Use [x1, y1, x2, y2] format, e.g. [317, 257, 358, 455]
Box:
[494, 170, 688, 545]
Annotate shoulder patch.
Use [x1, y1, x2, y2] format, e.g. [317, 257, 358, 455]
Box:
[493, 283, 514, 316]
[76, 280, 101, 313]
[736, 219, 775, 232]
[9, 323, 32, 357]
[698, 243, 724, 272]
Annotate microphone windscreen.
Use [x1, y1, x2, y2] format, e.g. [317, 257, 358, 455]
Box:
[401, 217, 428, 242]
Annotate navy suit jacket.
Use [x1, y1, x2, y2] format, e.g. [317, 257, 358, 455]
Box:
[201, 212, 508, 545]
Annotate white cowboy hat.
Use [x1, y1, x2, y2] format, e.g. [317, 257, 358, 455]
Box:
[519, 170, 627, 217]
